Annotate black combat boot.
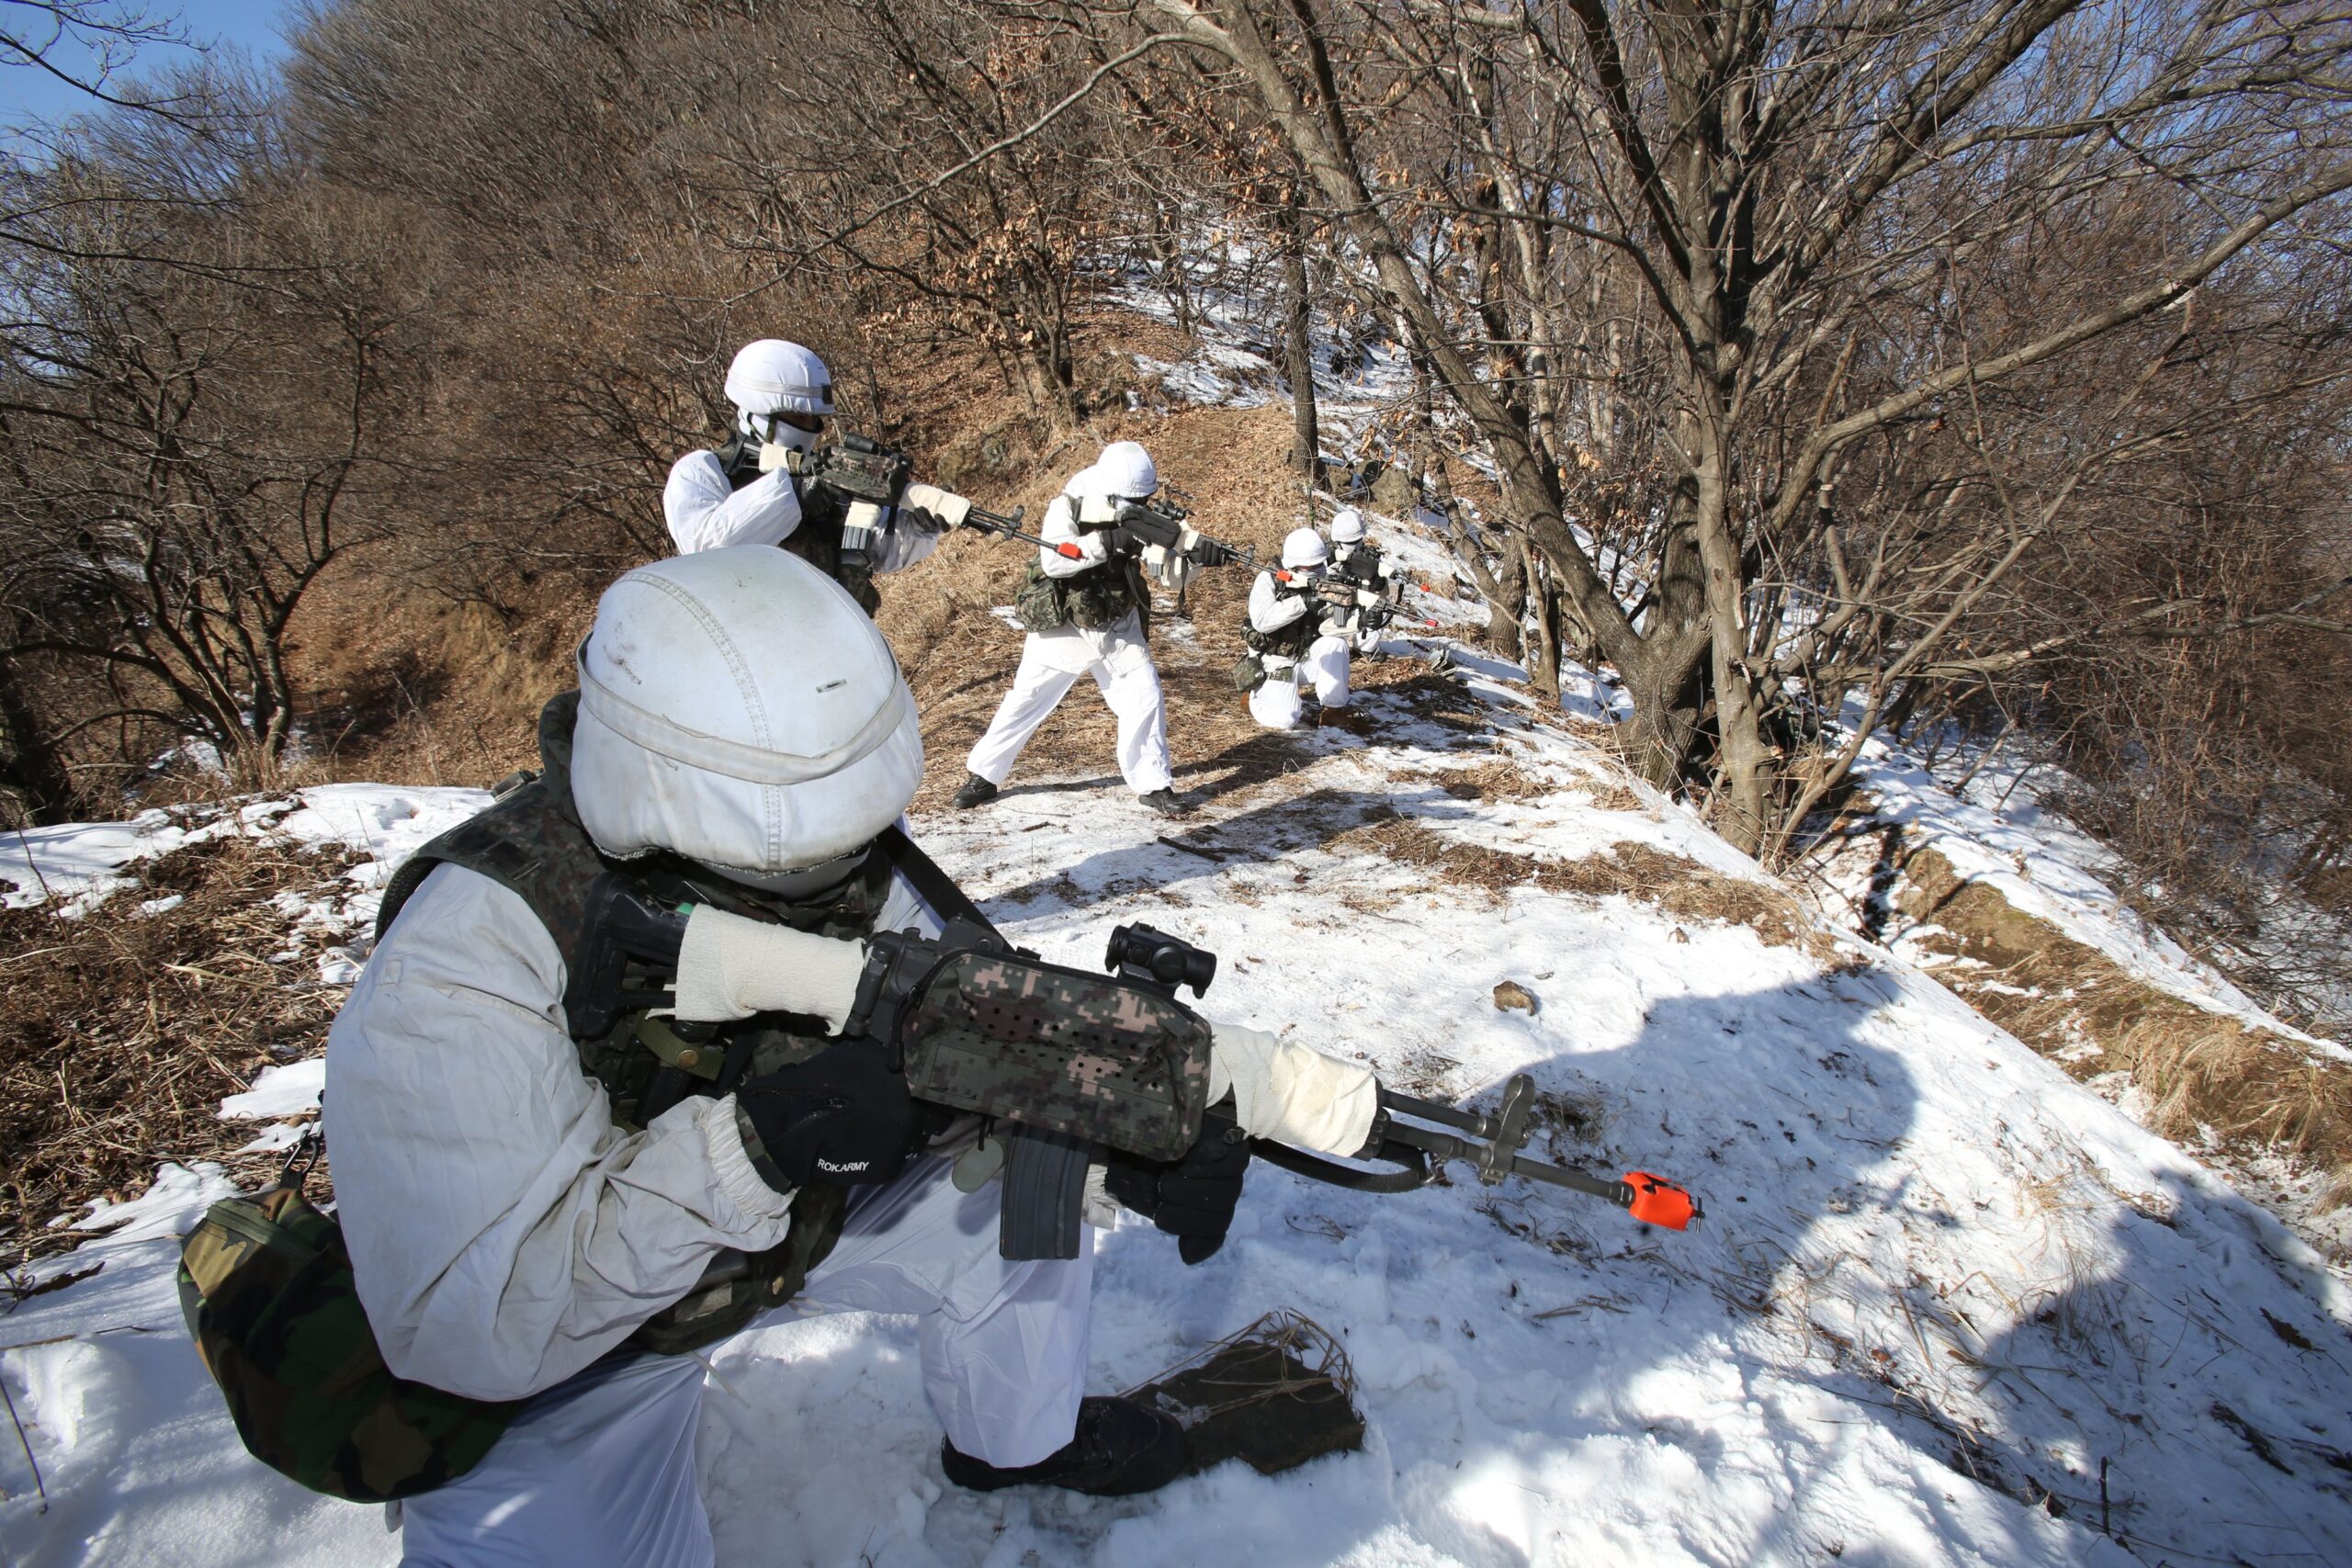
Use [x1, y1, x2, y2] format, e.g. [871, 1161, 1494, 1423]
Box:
[951, 773, 999, 809]
[1138, 788, 1186, 817]
[941, 1396, 1188, 1496]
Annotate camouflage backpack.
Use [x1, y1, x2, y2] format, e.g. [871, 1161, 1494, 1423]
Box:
[177, 1138, 521, 1503]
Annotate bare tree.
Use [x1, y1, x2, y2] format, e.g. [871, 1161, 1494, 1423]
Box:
[1091, 0, 2352, 853]
[2, 0, 192, 121]
[0, 97, 423, 788]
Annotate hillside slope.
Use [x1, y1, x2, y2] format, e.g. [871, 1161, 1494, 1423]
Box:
[3, 533, 2349, 1564]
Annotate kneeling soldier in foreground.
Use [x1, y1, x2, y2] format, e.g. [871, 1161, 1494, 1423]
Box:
[316, 548, 1381, 1565]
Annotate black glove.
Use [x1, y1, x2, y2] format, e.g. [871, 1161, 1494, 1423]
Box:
[1104, 1116, 1251, 1264]
[734, 1041, 921, 1192]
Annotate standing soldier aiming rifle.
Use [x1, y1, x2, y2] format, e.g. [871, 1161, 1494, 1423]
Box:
[953, 441, 1194, 817]
[664, 339, 959, 614]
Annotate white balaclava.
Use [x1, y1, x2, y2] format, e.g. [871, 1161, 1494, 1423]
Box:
[1328, 509, 1366, 547]
[1282, 526, 1330, 571]
[571, 547, 922, 889]
[724, 339, 835, 455]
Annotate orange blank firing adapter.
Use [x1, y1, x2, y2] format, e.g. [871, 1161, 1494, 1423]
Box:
[1623, 1171, 1702, 1229]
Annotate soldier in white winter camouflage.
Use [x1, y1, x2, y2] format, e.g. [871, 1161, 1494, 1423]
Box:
[304, 548, 1379, 1566]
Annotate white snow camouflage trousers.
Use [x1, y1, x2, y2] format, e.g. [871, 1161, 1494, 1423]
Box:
[396, 1156, 1093, 1567]
[1249, 634, 1351, 729]
[964, 614, 1173, 795]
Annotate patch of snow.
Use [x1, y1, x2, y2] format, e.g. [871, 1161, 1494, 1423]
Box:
[314, 946, 367, 986]
[56, 1162, 240, 1248]
[233, 1123, 311, 1156]
[0, 784, 488, 929]
[1838, 729, 2349, 1063]
[0, 809, 191, 914]
[218, 1059, 325, 1122]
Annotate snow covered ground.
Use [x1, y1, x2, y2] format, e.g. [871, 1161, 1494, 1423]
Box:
[0, 784, 490, 927]
[1819, 731, 2348, 1061]
[1110, 248, 1419, 467]
[5, 604, 2352, 1566]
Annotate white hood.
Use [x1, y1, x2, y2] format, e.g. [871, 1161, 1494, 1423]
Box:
[571, 547, 923, 881]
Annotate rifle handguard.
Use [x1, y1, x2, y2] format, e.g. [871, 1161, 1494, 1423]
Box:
[846, 919, 1214, 1163]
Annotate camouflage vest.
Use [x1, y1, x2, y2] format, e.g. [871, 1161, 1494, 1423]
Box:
[1012, 555, 1148, 636]
[1245, 585, 1322, 661]
[715, 433, 880, 615]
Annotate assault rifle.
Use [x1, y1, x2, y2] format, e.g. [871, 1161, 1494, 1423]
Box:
[1274, 567, 1437, 637]
[799, 432, 1069, 554]
[587, 874, 1699, 1264]
[1075, 495, 1260, 570]
[844, 912, 1701, 1258]
[802, 434, 912, 575]
[1328, 547, 1403, 602]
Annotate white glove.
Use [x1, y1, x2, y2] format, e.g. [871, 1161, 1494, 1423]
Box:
[902, 481, 973, 529]
[668, 905, 866, 1030]
[1206, 1022, 1379, 1156]
[1140, 542, 1195, 592]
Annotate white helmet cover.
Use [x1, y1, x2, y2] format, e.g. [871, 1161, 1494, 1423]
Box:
[1080, 441, 1158, 502]
[1328, 508, 1365, 544]
[725, 339, 834, 446]
[1282, 526, 1330, 570]
[571, 548, 922, 883]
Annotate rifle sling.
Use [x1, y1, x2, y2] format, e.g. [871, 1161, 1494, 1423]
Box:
[876, 824, 999, 936]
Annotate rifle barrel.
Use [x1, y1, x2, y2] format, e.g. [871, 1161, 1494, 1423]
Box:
[1375, 1079, 1702, 1225]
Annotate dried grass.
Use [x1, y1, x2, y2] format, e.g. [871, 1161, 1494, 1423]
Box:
[0, 836, 352, 1265]
[1396, 759, 1646, 811]
[1897, 845, 2352, 1198]
[1329, 812, 1845, 962]
[289, 584, 587, 792]
[1581, 777, 1647, 812]
[1406, 761, 1554, 802]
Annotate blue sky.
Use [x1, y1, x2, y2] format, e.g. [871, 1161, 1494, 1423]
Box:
[2, 1, 295, 131]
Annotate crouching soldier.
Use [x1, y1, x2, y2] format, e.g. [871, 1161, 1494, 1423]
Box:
[318, 547, 1375, 1565]
[1240, 527, 1363, 731]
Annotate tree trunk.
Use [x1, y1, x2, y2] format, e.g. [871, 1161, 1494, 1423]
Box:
[1413, 403, 1524, 660]
[1278, 193, 1320, 480]
[1612, 456, 1713, 790]
[1526, 555, 1561, 700]
[1486, 540, 1528, 658]
[1690, 422, 1771, 853]
[0, 669, 74, 825]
